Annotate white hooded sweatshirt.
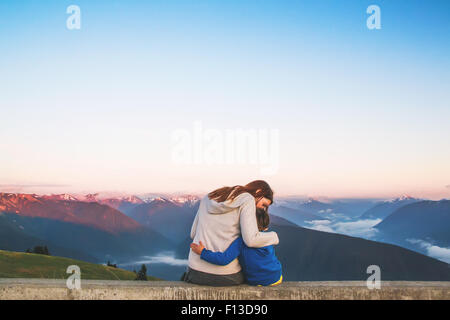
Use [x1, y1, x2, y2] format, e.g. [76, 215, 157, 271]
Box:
[188, 192, 279, 275]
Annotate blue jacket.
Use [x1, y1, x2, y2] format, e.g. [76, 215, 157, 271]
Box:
[200, 236, 282, 286]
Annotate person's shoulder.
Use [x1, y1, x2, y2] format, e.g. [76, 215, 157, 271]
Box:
[234, 192, 254, 203]
[196, 195, 208, 209]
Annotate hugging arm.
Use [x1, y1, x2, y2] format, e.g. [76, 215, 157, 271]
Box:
[200, 237, 243, 266]
[239, 197, 279, 248]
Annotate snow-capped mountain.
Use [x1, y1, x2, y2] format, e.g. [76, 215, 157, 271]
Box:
[0, 193, 42, 213]
[274, 197, 333, 215]
[385, 194, 417, 203]
[0, 192, 141, 233]
[41, 194, 79, 201]
[169, 195, 200, 207]
[359, 195, 420, 220]
[97, 196, 145, 215]
[143, 196, 170, 203]
[118, 195, 144, 204]
[139, 194, 200, 207]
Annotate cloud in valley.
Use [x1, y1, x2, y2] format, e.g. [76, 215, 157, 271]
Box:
[122, 252, 188, 267]
[326, 213, 352, 221]
[406, 239, 450, 264]
[305, 219, 381, 238]
[318, 209, 333, 214]
[305, 220, 334, 233]
[332, 219, 381, 238]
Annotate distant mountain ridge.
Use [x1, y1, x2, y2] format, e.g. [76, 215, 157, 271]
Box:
[270, 205, 325, 227]
[128, 198, 199, 244]
[0, 212, 174, 262]
[359, 195, 420, 220]
[0, 193, 175, 262]
[0, 192, 201, 232]
[0, 193, 141, 234]
[375, 200, 450, 247]
[275, 197, 378, 219]
[0, 212, 97, 262]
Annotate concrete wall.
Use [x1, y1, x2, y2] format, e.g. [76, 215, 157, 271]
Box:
[0, 279, 449, 300]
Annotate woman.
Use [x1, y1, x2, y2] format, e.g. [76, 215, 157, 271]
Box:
[190, 207, 283, 286]
[183, 180, 279, 286]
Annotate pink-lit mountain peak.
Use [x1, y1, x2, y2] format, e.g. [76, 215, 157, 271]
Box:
[0, 192, 141, 234]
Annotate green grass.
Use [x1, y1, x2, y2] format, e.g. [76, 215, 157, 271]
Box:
[0, 250, 160, 281]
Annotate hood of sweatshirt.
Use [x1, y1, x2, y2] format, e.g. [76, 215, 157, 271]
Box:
[205, 192, 254, 215]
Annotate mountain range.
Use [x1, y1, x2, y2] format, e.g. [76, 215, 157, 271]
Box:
[0, 193, 174, 262]
[374, 200, 450, 252]
[0, 193, 141, 233]
[128, 198, 199, 244]
[0, 192, 448, 280]
[274, 197, 379, 219]
[359, 195, 420, 220]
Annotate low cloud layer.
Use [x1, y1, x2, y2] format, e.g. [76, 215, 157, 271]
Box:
[406, 239, 450, 264]
[0, 184, 71, 193]
[0, 184, 69, 188]
[121, 252, 188, 267]
[305, 219, 382, 239]
[305, 220, 334, 233]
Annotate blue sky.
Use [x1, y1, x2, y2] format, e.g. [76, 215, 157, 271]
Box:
[0, 0, 449, 198]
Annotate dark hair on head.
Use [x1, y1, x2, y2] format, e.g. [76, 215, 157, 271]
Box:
[256, 207, 270, 231]
[208, 180, 274, 204]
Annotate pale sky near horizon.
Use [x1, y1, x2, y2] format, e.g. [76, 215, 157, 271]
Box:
[1, 1, 449, 199]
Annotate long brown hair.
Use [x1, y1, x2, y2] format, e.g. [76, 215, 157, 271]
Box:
[208, 180, 274, 204]
[256, 208, 270, 231]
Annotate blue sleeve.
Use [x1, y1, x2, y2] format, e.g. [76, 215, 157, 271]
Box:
[200, 237, 243, 266]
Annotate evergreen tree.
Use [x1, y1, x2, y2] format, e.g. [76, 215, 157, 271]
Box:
[135, 264, 148, 281]
[31, 245, 51, 255]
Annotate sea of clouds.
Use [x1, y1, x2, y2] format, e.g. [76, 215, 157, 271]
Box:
[406, 239, 450, 264]
[121, 251, 188, 267]
[304, 218, 382, 239]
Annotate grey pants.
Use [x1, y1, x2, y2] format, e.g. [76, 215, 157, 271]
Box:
[182, 267, 245, 286]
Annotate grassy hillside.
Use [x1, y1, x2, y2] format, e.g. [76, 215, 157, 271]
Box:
[0, 250, 159, 281]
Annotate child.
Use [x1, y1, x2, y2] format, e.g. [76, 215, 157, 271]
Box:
[190, 208, 282, 286]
